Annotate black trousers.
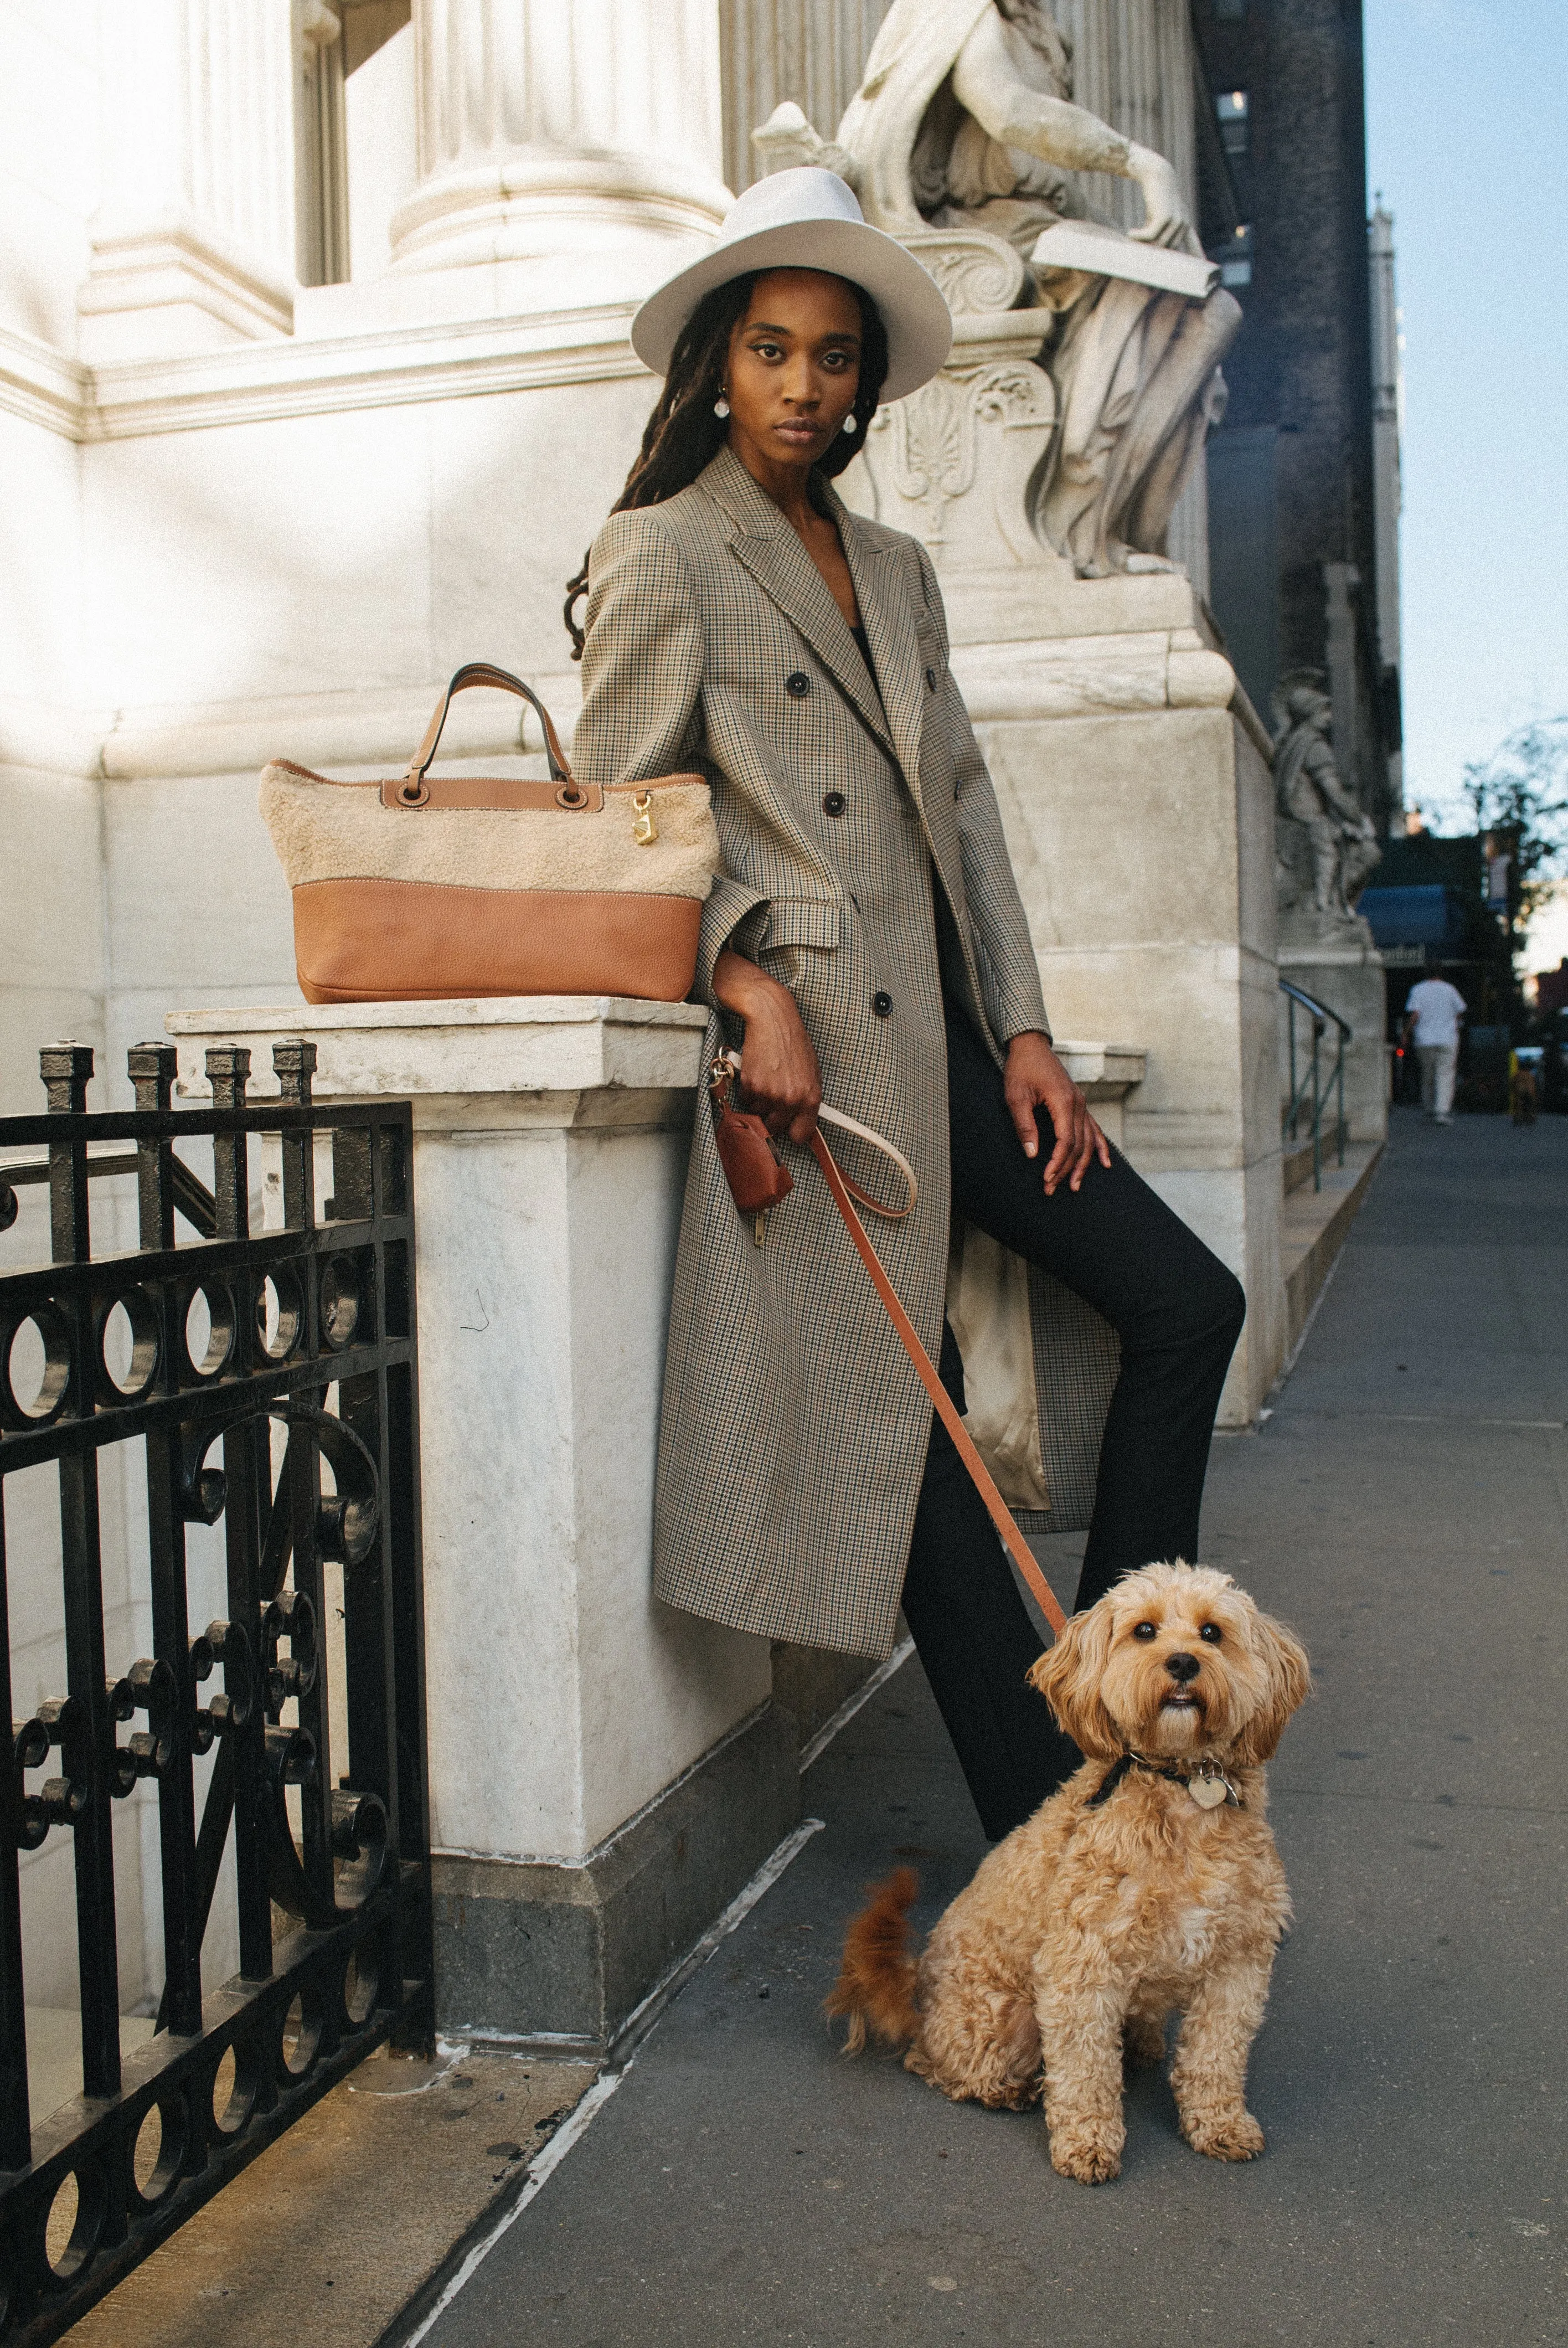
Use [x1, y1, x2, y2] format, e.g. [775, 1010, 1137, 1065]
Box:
[899, 1002, 1246, 1840]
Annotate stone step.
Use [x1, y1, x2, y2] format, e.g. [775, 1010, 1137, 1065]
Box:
[1280, 1139, 1384, 1358]
[1281, 1126, 1355, 1197]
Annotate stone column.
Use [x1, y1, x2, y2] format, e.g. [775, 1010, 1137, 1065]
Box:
[718, 0, 892, 195]
[79, 0, 300, 359]
[1053, 0, 1199, 234]
[388, 0, 731, 298]
[166, 996, 794, 2052]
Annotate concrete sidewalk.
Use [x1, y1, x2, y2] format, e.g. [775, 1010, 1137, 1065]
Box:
[419, 1107, 1568, 2348]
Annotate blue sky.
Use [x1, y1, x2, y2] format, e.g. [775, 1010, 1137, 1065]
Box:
[1363, 0, 1568, 827]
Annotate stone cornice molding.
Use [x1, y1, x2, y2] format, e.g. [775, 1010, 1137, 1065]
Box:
[78, 216, 296, 347]
[0, 326, 90, 438]
[0, 303, 645, 444]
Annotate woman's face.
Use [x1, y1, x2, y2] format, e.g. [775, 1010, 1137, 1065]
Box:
[724, 269, 863, 476]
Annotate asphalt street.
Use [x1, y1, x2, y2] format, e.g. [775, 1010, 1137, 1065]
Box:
[424, 1106, 1568, 2347]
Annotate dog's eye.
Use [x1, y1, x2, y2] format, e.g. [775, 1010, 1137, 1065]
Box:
[1199, 1623, 1223, 1644]
[1132, 1621, 1157, 1641]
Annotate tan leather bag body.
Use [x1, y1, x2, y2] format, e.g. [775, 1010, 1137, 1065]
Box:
[259, 663, 719, 1006]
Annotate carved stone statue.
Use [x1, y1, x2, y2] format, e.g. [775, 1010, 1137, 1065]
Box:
[755, 0, 1241, 579]
[1272, 677, 1381, 921]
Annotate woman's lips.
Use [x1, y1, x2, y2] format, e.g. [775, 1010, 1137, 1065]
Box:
[773, 420, 823, 444]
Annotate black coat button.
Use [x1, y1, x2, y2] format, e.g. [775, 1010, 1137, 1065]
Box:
[872, 991, 893, 1018]
[925, 666, 936, 692]
[786, 671, 811, 698]
[822, 791, 845, 817]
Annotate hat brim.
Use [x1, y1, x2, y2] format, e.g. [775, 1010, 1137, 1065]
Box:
[631, 216, 953, 404]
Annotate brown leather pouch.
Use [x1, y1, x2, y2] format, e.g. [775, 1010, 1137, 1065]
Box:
[709, 1052, 794, 1230]
[714, 1106, 795, 1214]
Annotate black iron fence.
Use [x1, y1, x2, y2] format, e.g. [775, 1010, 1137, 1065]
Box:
[0, 1040, 430, 2345]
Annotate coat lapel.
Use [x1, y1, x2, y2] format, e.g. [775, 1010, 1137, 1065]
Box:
[833, 493, 927, 811]
[698, 447, 898, 764]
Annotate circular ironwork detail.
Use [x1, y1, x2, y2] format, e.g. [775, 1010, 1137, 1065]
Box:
[318, 1256, 364, 1352]
[255, 1268, 305, 1364]
[278, 1983, 324, 2081]
[129, 2093, 188, 2212]
[94, 1286, 161, 1408]
[42, 2159, 108, 2283]
[210, 2038, 260, 2138]
[180, 1283, 236, 1383]
[0, 1304, 73, 1431]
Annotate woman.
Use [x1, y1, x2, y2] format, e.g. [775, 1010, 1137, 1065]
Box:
[566, 170, 1244, 1841]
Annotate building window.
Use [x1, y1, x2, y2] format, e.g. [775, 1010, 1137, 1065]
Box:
[1215, 89, 1250, 158]
[1210, 223, 1253, 289]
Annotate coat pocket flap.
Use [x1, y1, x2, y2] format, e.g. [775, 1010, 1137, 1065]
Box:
[760, 898, 843, 951]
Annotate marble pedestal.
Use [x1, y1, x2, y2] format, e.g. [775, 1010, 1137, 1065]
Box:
[1277, 916, 1390, 1147]
[165, 996, 793, 2053]
[163, 998, 1148, 2040]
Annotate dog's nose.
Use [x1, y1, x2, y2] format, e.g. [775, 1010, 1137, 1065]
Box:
[1165, 1652, 1200, 1684]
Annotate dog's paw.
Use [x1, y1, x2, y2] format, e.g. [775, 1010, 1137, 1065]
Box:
[1182, 2108, 1265, 2162]
[1048, 2128, 1123, 2185]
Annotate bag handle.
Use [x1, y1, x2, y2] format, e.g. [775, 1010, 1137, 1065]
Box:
[401, 663, 576, 805]
[817, 1104, 916, 1221]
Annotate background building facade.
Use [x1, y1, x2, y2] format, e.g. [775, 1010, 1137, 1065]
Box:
[1196, 0, 1402, 836]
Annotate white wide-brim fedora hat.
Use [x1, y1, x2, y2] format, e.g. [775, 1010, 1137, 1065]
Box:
[631, 168, 952, 404]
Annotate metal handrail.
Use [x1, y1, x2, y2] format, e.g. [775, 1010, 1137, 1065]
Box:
[1280, 977, 1350, 1192]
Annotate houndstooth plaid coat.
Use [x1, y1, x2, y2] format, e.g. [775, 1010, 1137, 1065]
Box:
[573, 445, 1116, 1658]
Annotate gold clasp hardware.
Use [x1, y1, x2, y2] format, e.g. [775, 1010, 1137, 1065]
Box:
[632, 790, 658, 846]
[754, 1211, 767, 1247]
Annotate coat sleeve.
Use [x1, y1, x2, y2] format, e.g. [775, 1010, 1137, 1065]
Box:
[573, 505, 770, 1007]
[915, 542, 1052, 1046]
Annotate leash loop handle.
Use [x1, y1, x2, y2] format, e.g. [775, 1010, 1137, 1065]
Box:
[714, 1051, 917, 1222]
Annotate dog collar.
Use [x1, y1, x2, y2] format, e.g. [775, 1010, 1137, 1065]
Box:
[1085, 1753, 1241, 1811]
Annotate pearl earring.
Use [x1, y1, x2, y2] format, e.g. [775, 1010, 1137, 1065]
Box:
[841, 411, 858, 435]
[714, 394, 730, 419]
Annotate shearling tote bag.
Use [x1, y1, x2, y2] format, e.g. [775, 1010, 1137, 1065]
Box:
[259, 663, 719, 1005]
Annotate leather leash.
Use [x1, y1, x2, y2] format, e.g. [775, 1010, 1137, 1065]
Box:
[807, 1125, 1067, 1641]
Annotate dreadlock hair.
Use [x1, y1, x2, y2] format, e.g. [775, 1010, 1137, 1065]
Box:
[564, 270, 890, 659]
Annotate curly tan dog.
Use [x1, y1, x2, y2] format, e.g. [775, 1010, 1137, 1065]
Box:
[827, 1562, 1310, 2184]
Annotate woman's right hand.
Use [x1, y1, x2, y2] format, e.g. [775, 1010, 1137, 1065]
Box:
[712, 950, 822, 1145]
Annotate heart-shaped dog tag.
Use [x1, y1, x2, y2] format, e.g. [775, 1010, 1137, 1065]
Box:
[1189, 1774, 1230, 1810]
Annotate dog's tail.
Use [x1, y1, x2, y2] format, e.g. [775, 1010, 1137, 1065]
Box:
[824, 1867, 921, 2054]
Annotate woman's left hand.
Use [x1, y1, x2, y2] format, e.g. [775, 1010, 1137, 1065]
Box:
[1003, 1033, 1111, 1196]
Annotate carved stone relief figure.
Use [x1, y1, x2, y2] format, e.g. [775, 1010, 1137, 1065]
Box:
[1272, 676, 1381, 924]
[756, 0, 1241, 578]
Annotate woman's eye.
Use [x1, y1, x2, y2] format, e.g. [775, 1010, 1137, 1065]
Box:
[1199, 1624, 1222, 1644]
[1132, 1622, 1157, 1641]
[749, 341, 783, 361]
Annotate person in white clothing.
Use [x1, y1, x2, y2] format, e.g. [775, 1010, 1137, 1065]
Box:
[1402, 965, 1467, 1122]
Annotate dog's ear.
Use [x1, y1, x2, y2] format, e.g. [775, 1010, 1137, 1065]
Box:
[1027, 1603, 1120, 1760]
[1229, 1611, 1312, 1765]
